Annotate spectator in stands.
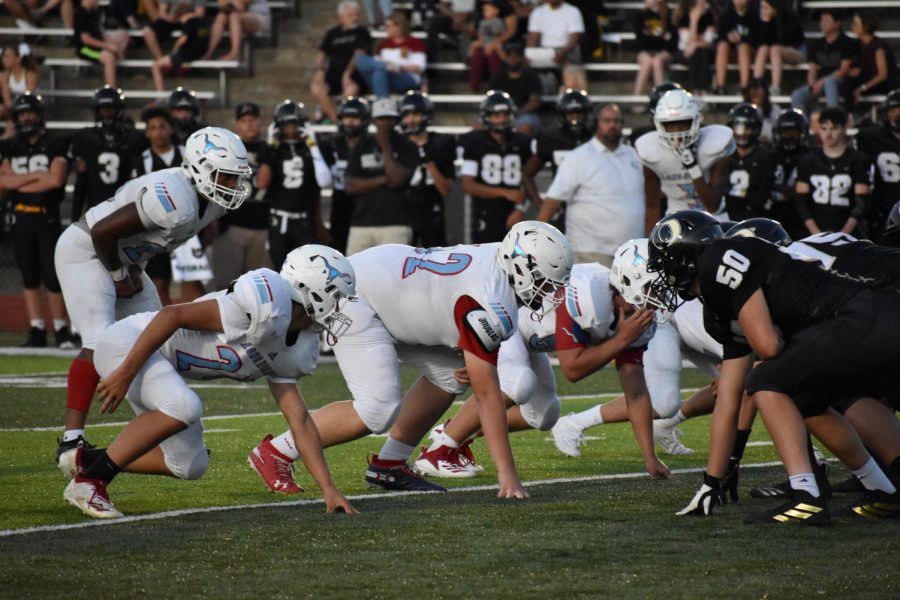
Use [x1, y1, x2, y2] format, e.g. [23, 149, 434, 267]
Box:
[311, 1, 372, 124]
[470, 0, 508, 91]
[344, 97, 419, 253]
[789, 9, 854, 113]
[363, 0, 392, 28]
[536, 103, 645, 265]
[746, 77, 779, 142]
[6, 0, 74, 29]
[211, 101, 273, 289]
[150, 6, 212, 91]
[559, 63, 587, 92]
[106, 0, 140, 29]
[73, 0, 129, 87]
[1, 45, 41, 139]
[0, 93, 75, 348]
[143, 0, 207, 60]
[489, 42, 542, 134]
[426, 0, 475, 62]
[633, 0, 676, 98]
[848, 11, 900, 105]
[353, 12, 426, 98]
[751, 0, 804, 96]
[569, 0, 602, 62]
[203, 0, 270, 61]
[526, 0, 584, 66]
[674, 0, 716, 96]
[713, 0, 758, 95]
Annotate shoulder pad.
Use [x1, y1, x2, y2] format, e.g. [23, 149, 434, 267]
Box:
[698, 125, 736, 164]
[634, 131, 663, 165]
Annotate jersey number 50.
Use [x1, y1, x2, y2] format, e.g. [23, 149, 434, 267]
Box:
[716, 249, 750, 289]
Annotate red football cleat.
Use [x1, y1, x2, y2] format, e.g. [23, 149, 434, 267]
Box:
[248, 434, 304, 494]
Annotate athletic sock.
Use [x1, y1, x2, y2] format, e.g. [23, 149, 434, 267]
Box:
[428, 430, 460, 452]
[731, 429, 752, 461]
[30, 319, 45, 330]
[81, 451, 121, 484]
[62, 429, 85, 443]
[789, 473, 820, 498]
[81, 447, 106, 468]
[66, 358, 101, 413]
[53, 319, 68, 332]
[571, 406, 603, 430]
[377, 437, 416, 462]
[270, 432, 300, 461]
[853, 457, 897, 494]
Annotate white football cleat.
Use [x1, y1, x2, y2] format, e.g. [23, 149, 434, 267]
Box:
[64, 476, 124, 519]
[57, 446, 84, 480]
[415, 445, 479, 478]
[551, 413, 586, 458]
[653, 420, 695, 455]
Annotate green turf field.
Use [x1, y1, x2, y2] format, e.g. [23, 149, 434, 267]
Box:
[1, 356, 897, 599]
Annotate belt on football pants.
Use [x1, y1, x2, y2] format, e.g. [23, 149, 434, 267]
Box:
[13, 203, 46, 214]
[270, 209, 310, 235]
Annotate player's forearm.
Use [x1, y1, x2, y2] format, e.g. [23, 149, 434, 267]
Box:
[117, 306, 185, 375]
[18, 174, 65, 193]
[344, 174, 387, 195]
[559, 339, 629, 383]
[427, 163, 452, 197]
[274, 386, 341, 495]
[536, 198, 561, 223]
[625, 390, 657, 464]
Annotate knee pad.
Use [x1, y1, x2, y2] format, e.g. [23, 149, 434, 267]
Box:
[174, 448, 210, 480]
[160, 387, 204, 427]
[521, 396, 561, 431]
[353, 398, 402, 435]
[502, 368, 537, 405]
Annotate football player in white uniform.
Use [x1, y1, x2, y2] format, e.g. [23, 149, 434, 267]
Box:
[61, 246, 358, 519]
[414, 251, 668, 480]
[54, 127, 252, 464]
[249, 221, 573, 498]
[636, 89, 735, 234]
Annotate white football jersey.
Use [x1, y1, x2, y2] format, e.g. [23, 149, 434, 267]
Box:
[349, 243, 518, 349]
[124, 268, 318, 383]
[518, 263, 655, 352]
[635, 125, 736, 212]
[670, 299, 723, 360]
[84, 168, 225, 267]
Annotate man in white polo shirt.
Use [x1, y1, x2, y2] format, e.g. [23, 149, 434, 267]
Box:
[537, 103, 645, 266]
[526, 0, 585, 65]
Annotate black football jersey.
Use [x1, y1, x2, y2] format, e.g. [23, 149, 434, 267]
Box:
[795, 147, 871, 233]
[791, 231, 900, 289]
[459, 129, 534, 226]
[319, 133, 354, 193]
[408, 132, 456, 201]
[855, 126, 900, 238]
[697, 236, 864, 358]
[532, 126, 589, 176]
[1, 132, 70, 208]
[220, 138, 270, 231]
[770, 147, 808, 240]
[71, 126, 146, 210]
[263, 140, 320, 213]
[132, 144, 183, 176]
[724, 145, 777, 221]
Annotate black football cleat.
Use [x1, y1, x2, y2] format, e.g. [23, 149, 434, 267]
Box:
[365, 455, 447, 492]
[54, 327, 81, 350]
[21, 326, 47, 348]
[56, 436, 95, 462]
[845, 490, 900, 519]
[750, 462, 831, 500]
[744, 490, 830, 526]
[832, 475, 865, 494]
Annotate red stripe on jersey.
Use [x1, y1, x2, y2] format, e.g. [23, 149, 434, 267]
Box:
[554, 301, 588, 352]
[615, 347, 646, 369]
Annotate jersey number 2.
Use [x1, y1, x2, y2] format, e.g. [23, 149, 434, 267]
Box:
[402, 252, 472, 278]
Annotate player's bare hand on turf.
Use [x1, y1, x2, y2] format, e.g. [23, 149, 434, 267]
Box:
[617, 306, 655, 344]
[97, 366, 136, 414]
[646, 456, 672, 480]
[453, 367, 470, 386]
[497, 472, 529, 499]
[114, 266, 144, 299]
[324, 489, 358, 514]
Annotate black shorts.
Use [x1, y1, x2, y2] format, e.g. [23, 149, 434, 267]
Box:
[268, 210, 316, 270]
[150, 18, 179, 45]
[471, 204, 513, 245]
[746, 288, 900, 417]
[13, 209, 61, 292]
[144, 251, 172, 280]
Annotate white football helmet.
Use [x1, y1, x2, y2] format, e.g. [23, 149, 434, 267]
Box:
[610, 238, 670, 318]
[653, 89, 702, 150]
[498, 221, 573, 316]
[183, 126, 253, 210]
[281, 245, 356, 340]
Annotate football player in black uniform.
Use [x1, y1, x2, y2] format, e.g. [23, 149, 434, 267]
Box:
[459, 90, 535, 243]
[769, 108, 810, 240]
[723, 103, 777, 222]
[166, 86, 205, 145]
[855, 89, 900, 244]
[795, 107, 872, 237]
[522, 88, 594, 233]
[70, 86, 145, 221]
[649, 210, 900, 524]
[0, 93, 75, 347]
[259, 100, 324, 269]
[319, 96, 369, 255]
[399, 91, 456, 248]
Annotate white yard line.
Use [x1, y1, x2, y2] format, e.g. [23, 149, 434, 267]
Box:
[0, 389, 702, 432]
[0, 461, 784, 538]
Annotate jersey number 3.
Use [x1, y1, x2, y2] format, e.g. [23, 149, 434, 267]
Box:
[402, 252, 472, 278]
[716, 249, 750, 289]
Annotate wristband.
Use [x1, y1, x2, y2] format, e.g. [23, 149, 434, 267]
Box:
[687, 165, 703, 180]
[110, 266, 129, 282]
[513, 200, 530, 213]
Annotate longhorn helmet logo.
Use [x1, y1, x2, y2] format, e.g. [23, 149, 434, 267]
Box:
[202, 134, 227, 154]
[319, 256, 353, 286]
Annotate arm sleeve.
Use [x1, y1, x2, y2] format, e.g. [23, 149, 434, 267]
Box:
[454, 295, 507, 365]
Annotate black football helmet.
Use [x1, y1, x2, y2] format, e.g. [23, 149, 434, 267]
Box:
[93, 85, 127, 129]
[884, 200, 900, 245]
[167, 87, 201, 127]
[273, 99, 308, 139]
[556, 88, 593, 137]
[649, 81, 684, 113]
[12, 92, 45, 135]
[882, 88, 900, 133]
[337, 96, 370, 138]
[774, 108, 809, 154]
[398, 91, 434, 134]
[647, 210, 724, 311]
[480, 90, 516, 132]
[718, 220, 738, 233]
[727, 103, 763, 148]
[726, 218, 792, 247]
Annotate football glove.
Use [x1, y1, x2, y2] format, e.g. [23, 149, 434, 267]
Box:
[676, 472, 722, 516]
[720, 458, 740, 504]
[675, 145, 703, 180]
